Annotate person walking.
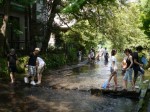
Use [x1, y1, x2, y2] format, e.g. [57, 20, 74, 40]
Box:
[104, 52, 109, 66]
[24, 48, 40, 85]
[7, 49, 18, 84]
[77, 49, 82, 63]
[122, 49, 135, 91]
[107, 49, 118, 90]
[103, 48, 108, 64]
[90, 49, 95, 64]
[36, 57, 46, 85]
[132, 46, 145, 87]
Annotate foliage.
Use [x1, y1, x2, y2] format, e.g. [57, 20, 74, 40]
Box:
[61, 20, 103, 54]
[44, 53, 66, 69]
[67, 46, 78, 63]
[0, 57, 8, 76]
[62, 0, 116, 13]
[103, 4, 150, 49]
[62, 0, 150, 51]
[17, 56, 28, 73]
[140, 0, 150, 38]
[62, 0, 87, 13]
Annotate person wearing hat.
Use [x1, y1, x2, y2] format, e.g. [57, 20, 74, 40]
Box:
[7, 48, 18, 84]
[24, 48, 40, 85]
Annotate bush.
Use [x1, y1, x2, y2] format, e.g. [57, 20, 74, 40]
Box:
[67, 47, 77, 63]
[44, 53, 66, 69]
[17, 56, 28, 73]
[0, 58, 8, 77]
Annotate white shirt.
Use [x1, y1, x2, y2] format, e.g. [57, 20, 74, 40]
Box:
[90, 51, 94, 58]
[99, 48, 103, 56]
[78, 51, 82, 56]
[37, 57, 45, 67]
[110, 56, 117, 68]
[103, 49, 108, 56]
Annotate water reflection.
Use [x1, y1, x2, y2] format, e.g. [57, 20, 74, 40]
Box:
[0, 62, 140, 112]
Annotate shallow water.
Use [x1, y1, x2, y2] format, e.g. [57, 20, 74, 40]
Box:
[0, 86, 139, 112]
[0, 61, 140, 112]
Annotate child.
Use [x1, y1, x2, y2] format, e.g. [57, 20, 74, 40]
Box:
[24, 48, 40, 85]
[7, 49, 18, 84]
[121, 58, 127, 76]
[36, 57, 46, 84]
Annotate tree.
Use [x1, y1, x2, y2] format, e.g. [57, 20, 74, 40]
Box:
[140, 0, 150, 38]
[41, 0, 61, 52]
[0, 0, 11, 54]
[62, 0, 150, 50]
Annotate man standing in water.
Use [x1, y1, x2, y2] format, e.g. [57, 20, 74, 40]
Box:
[103, 48, 108, 64]
[132, 46, 145, 87]
[24, 48, 40, 85]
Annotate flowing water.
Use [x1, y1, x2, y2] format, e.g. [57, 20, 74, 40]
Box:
[0, 61, 141, 112]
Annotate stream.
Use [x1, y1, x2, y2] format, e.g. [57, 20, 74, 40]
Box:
[0, 61, 143, 112]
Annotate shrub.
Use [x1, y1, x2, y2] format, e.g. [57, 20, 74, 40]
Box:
[43, 53, 66, 69]
[67, 47, 78, 63]
[0, 58, 8, 77]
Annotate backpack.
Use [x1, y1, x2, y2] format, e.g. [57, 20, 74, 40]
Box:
[141, 56, 147, 65]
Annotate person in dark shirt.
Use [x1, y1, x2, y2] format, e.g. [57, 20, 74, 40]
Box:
[132, 46, 145, 87]
[104, 52, 109, 66]
[24, 48, 40, 85]
[7, 49, 18, 84]
[122, 49, 134, 90]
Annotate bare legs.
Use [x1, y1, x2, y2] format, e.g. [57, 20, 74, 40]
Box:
[114, 74, 117, 87]
[108, 72, 117, 89]
[123, 80, 135, 90]
[10, 72, 15, 83]
[37, 73, 42, 84]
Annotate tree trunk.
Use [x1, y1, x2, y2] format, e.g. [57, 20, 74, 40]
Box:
[0, 0, 11, 55]
[41, 0, 60, 52]
[29, 3, 37, 51]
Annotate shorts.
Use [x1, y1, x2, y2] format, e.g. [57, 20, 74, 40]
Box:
[133, 66, 144, 81]
[122, 69, 126, 75]
[110, 67, 117, 74]
[28, 65, 36, 76]
[9, 66, 17, 73]
[37, 66, 44, 74]
[91, 57, 95, 60]
[123, 68, 133, 81]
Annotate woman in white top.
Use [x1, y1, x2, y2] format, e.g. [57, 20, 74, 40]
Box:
[36, 57, 46, 84]
[107, 49, 118, 89]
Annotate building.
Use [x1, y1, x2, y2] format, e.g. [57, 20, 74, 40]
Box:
[0, 1, 46, 53]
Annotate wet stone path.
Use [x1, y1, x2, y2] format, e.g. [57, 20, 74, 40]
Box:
[0, 61, 140, 112]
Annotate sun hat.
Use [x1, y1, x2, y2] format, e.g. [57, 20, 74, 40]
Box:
[35, 48, 40, 51]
